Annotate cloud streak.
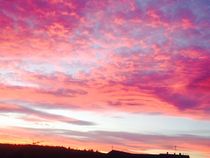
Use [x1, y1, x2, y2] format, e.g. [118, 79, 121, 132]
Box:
[0, 102, 95, 126]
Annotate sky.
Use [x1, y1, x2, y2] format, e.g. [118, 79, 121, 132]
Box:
[0, 0, 210, 157]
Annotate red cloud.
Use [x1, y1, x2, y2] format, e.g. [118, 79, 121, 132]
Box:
[0, 0, 210, 157]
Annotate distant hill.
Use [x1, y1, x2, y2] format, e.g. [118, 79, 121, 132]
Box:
[108, 150, 190, 158]
[0, 143, 190, 158]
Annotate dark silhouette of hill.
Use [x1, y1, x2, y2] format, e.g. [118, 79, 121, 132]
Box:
[0, 143, 190, 158]
[108, 150, 190, 158]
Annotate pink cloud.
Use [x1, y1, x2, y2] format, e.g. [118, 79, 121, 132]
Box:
[0, 0, 210, 157]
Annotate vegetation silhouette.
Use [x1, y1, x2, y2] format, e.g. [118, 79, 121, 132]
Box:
[0, 143, 190, 158]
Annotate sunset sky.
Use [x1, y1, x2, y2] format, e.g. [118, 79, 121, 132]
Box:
[0, 0, 210, 158]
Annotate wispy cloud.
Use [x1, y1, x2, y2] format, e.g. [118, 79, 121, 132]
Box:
[0, 102, 95, 126]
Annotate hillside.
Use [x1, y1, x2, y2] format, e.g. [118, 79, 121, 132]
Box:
[0, 143, 190, 158]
